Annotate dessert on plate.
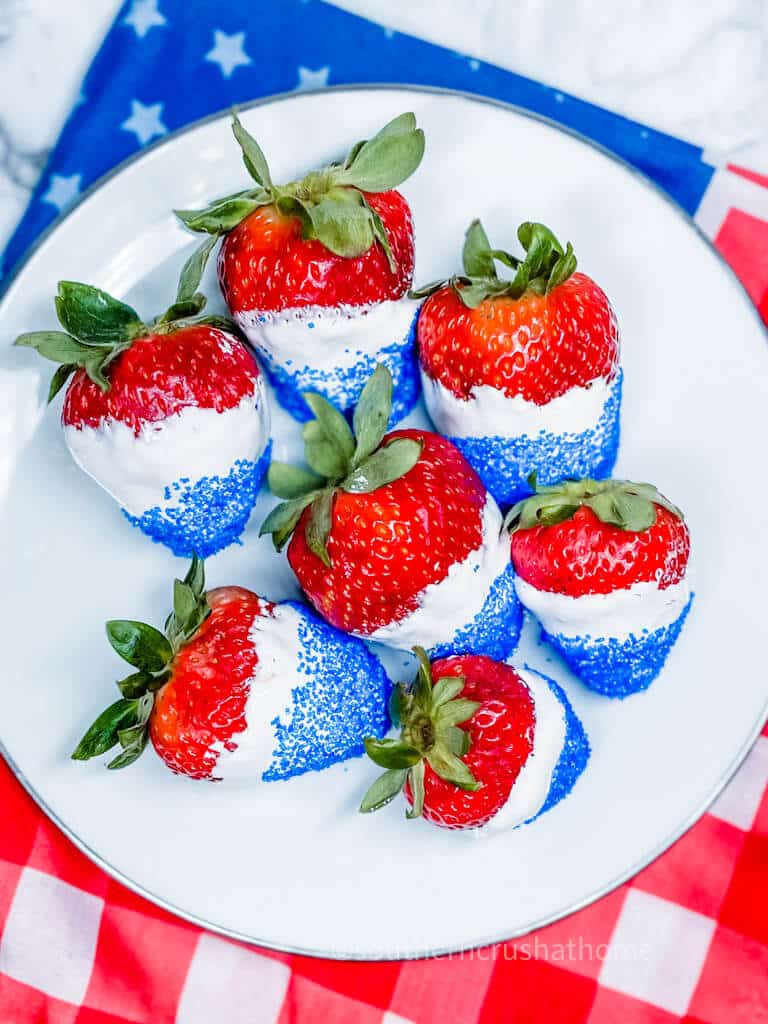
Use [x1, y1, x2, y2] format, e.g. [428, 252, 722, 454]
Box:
[72, 557, 390, 780]
[15, 256, 271, 558]
[360, 648, 589, 831]
[261, 364, 522, 661]
[507, 476, 693, 697]
[176, 112, 425, 423]
[414, 219, 622, 507]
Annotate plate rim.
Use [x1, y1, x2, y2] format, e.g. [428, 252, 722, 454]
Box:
[1, 83, 766, 961]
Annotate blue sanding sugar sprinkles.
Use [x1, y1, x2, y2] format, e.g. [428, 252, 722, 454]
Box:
[124, 443, 272, 558]
[431, 560, 523, 661]
[449, 371, 622, 509]
[541, 592, 694, 698]
[242, 301, 420, 424]
[261, 603, 391, 782]
[532, 673, 590, 820]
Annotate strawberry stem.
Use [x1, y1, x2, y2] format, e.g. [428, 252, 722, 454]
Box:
[71, 556, 210, 770]
[504, 476, 684, 534]
[410, 219, 578, 309]
[359, 647, 482, 819]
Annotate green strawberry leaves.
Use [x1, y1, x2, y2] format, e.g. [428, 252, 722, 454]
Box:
[334, 112, 425, 193]
[15, 282, 148, 400]
[352, 362, 392, 463]
[164, 555, 211, 649]
[359, 767, 409, 813]
[363, 737, 422, 770]
[106, 621, 172, 674]
[15, 263, 228, 402]
[172, 234, 219, 308]
[72, 556, 211, 770]
[462, 218, 496, 278]
[503, 475, 684, 534]
[54, 282, 144, 346]
[175, 111, 424, 269]
[360, 646, 482, 819]
[268, 464, 326, 500]
[305, 488, 335, 568]
[304, 188, 385, 262]
[232, 112, 273, 189]
[71, 699, 140, 761]
[303, 393, 356, 475]
[175, 190, 271, 234]
[259, 492, 321, 551]
[260, 365, 422, 566]
[341, 438, 421, 494]
[410, 218, 578, 309]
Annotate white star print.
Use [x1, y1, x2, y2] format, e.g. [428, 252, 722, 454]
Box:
[121, 100, 167, 146]
[296, 66, 330, 92]
[205, 30, 252, 78]
[468, 58, 480, 71]
[41, 173, 82, 212]
[123, 0, 166, 38]
[383, 27, 395, 39]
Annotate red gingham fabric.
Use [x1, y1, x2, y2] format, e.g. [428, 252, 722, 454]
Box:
[1, 167, 767, 1024]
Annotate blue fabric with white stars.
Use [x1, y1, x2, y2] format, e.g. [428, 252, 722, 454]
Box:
[1, 0, 716, 280]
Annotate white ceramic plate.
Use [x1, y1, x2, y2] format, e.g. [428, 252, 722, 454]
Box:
[1, 87, 766, 960]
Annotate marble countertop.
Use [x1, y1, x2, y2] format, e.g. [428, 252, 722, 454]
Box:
[0, 0, 766, 254]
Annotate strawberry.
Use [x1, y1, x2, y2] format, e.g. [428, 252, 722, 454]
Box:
[260, 364, 522, 661]
[414, 220, 622, 508]
[14, 244, 271, 557]
[359, 647, 589, 831]
[175, 113, 425, 423]
[507, 477, 693, 697]
[72, 557, 390, 780]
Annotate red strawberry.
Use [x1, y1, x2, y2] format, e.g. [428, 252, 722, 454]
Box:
[15, 252, 271, 557]
[176, 112, 424, 314]
[360, 648, 536, 830]
[72, 557, 391, 780]
[415, 220, 619, 404]
[285, 426, 485, 634]
[507, 478, 690, 598]
[63, 323, 258, 434]
[260, 365, 521, 659]
[150, 584, 264, 779]
[217, 189, 414, 314]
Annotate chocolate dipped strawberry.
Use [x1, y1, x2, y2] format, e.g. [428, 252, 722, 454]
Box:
[15, 247, 271, 557]
[508, 476, 693, 697]
[360, 648, 589, 831]
[260, 364, 522, 660]
[414, 220, 621, 508]
[72, 557, 390, 780]
[176, 112, 425, 423]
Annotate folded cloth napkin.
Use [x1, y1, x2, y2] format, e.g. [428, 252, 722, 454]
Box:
[1, 2, 767, 1023]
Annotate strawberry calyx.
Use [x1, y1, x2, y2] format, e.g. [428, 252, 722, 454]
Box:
[359, 647, 482, 819]
[14, 239, 235, 401]
[174, 112, 425, 270]
[411, 218, 578, 309]
[260, 364, 422, 567]
[71, 556, 211, 770]
[504, 474, 684, 534]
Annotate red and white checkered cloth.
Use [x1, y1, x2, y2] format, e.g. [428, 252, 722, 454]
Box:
[1, 164, 767, 1024]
